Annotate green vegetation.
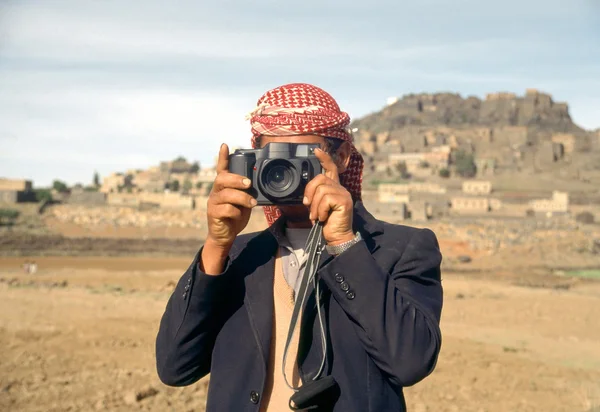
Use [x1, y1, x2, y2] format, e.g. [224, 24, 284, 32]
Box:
[565, 270, 600, 280]
[183, 179, 193, 193]
[190, 162, 200, 173]
[438, 168, 451, 178]
[0, 208, 20, 226]
[169, 180, 180, 191]
[52, 180, 69, 193]
[35, 189, 53, 202]
[93, 171, 101, 187]
[454, 150, 477, 178]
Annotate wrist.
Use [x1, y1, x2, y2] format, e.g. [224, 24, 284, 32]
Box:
[326, 231, 356, 247]
[325, 231, 362, 256]
[201, 236, 232, 275]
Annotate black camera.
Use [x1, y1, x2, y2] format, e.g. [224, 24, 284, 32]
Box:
[228, 143, 323, 205]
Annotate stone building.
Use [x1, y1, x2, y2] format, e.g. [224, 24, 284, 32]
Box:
[462, 180, 492, 195]
[0, 178, 35, 203]
[451, 197, 491, 213]
[528, 191, 569, 214]
[379, 182, 447, 195]
[493, 126, 528, 147]
[100, 173, 126, 193]
[409, 200, 428, 221]
[475, 158, 496, 176]
[551, 133, 577, 154]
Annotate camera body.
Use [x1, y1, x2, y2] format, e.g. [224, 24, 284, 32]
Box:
[228, 142, 323, 206]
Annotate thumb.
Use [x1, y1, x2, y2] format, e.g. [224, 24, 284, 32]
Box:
[216, 143, 230, 173]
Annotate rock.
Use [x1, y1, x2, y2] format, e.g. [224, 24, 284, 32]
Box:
[457, 255, 472, 263]
[124, 386, 159, 403]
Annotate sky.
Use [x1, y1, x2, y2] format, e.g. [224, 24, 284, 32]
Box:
[1, 0, 599, 187]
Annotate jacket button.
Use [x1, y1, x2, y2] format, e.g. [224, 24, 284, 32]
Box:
[340, 281, 350, 292]
[182, 292, 187, 300]
[250, 390, 260, 404]
[334, 273, 344, 283]
[346, 290, 355, 300]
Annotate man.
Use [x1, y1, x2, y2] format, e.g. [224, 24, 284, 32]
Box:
[156, 83, 443, 411]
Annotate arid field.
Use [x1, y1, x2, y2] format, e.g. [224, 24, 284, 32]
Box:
[1, 205, 600, 412]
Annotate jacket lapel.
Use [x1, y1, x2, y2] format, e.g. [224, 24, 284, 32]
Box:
[241, 230, 278, 371]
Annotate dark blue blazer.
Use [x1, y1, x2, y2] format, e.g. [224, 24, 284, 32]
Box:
[156, 201, 443, 411]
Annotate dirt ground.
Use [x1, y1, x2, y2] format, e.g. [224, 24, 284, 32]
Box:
[1, 255, 599, 412]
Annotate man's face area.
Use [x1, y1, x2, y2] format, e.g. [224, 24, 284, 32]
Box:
[259, 134, 351, 226]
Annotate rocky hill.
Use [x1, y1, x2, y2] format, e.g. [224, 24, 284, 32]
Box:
[349, 89, 600, 185]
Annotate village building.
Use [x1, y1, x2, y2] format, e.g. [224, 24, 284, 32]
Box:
[462, 180, 492, 195]
[0, 178, 35, 203]
[529, 191, 569, 215]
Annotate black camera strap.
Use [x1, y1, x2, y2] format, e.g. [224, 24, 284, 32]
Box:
[281, 221, 329, 396]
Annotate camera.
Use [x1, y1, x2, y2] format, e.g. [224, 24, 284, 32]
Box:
[228, 142, 323, 205]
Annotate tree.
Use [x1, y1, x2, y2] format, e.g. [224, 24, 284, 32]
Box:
[183, 179, 193, 193]
[174, 156, 187, 162]
[454, 150, 477, 178]
[190, 161, 200, 173]
[169, 180, 180, 191]
[195, 181, 203, 189]
[93, 171, 101, 187]
[35, 189, 53, 202]
[439, 168, 451, 178]
[52, 180, 69, 193]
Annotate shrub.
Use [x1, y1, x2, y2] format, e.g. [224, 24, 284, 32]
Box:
[438, 168, 451, 178]
[454, 150, 477, 178]
[52, 180, 69, 193]
[0, 208, 20, 226]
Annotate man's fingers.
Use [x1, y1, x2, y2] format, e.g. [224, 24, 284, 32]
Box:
[213, 172, 252, 193]
[303, 174, 331, 206]
[214, 188, 257, 209]
[211, 203, 242, 220]
[216, 143, 230, 174]
[314, 148, 339, 182]
[309, 185, 338, 221]
[316, 193, 346, 222]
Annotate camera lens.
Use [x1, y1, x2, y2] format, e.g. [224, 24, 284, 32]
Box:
[265, 165, 292, 192]
[260, 160, 299, 199]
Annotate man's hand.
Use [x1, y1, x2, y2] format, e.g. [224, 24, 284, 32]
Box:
[201, 143, 257, 274]
[303, 148, 355, 246]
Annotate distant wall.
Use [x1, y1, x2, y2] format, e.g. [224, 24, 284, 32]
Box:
[107, 192, 195, 210]
[0, 179, 32, 192]
[0, 190, 36, 203]
[68, 191, 107, 206]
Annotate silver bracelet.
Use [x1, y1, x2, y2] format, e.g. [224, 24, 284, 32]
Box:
[325, 231, 362, 256]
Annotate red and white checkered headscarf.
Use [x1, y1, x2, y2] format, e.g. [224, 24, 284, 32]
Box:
[247, 83, 364, 225]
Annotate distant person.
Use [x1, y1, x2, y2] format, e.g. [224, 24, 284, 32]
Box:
[156, 83, 443, 411]
[29, 261, 37, 274]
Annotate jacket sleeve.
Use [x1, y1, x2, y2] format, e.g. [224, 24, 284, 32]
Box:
[318, 227, 443, 388]
[155, 249, 239, 387]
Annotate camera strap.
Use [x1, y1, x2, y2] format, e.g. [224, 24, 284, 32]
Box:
[282, 220, 329, 393]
